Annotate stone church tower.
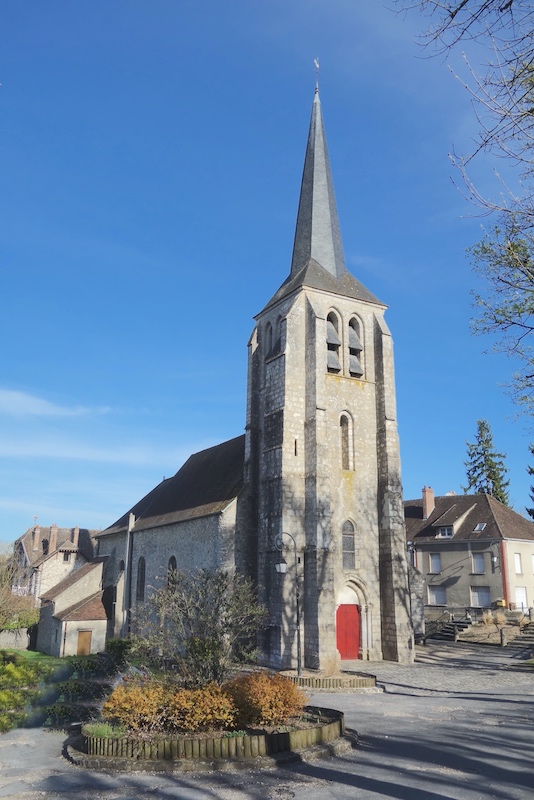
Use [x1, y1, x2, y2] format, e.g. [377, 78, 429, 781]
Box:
[240, 86, 414, 668]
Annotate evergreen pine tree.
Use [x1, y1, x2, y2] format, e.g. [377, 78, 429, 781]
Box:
[463, 419, 510, 505]
[526, 444, 534, 520]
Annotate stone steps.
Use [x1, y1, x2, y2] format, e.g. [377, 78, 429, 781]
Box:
[430, 621, 472, 641]
[505, 622, 534, 649]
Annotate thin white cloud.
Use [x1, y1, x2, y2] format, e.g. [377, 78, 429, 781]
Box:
[0, 389, 109, 418]
[0, 435, 207, 468]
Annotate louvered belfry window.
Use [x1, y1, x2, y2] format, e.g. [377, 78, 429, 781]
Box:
[348, 318, 364, 378]
[327, 312, 341, 373]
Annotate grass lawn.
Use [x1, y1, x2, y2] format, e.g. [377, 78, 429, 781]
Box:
[1, 649, 63, 669]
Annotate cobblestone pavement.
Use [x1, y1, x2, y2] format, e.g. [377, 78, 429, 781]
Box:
[0, 644, 533, 800]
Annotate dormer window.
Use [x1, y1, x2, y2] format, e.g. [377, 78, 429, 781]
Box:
[348, 318, 364, 378]
[326, 312, 341, 373]
[473, 523, 486, 532]
[436, 526, 453, 538]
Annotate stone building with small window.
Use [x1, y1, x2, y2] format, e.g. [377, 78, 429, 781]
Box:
[405, 486, 534, 615]
[95, 86, 414, 667]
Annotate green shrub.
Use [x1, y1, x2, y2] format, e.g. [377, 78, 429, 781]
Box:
[0, 711, 27, 733]
[0, 658, 52, 689]
[224, 672, 307, 727]
[106, 638, 132, 666]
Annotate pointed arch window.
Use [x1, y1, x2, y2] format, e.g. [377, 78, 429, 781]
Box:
[327, 312, 342, 373]
[348, 318, 364, 378]
[265, 322, 273, 358]
[340, 412, 354, 470]
[136, 557, 146, 603]
[342, 521, 356, 570]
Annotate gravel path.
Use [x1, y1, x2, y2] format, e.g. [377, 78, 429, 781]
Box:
[0, 643, 532, 800]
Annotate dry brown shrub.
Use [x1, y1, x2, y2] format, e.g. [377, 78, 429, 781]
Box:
[224, 672, 307, 727]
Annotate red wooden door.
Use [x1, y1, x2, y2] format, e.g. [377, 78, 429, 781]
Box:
[336, 604, 361, 659]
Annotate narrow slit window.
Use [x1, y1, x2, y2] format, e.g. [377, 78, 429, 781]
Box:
[327, 312, 342, 373]
[340, 414, 350, 470]
[167, 555, 177, 588]
[265, 322, 273, 358]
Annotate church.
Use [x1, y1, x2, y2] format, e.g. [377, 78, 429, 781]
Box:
[93, 86, 414, 667]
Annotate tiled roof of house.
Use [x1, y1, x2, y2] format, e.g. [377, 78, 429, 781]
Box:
[55, 590, 109, 622]
[404, 493, 534, 542]
[98, 435, 245, 536]
[40, 559, 106, 601]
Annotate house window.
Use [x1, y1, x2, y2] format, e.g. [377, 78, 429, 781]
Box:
[136, 557, 146, 603]
[348, 317, 364, 378]
[514, 553, 522, 574]
[63, 552, 71, 563]
[429, 553, 441, 574]
[470, 586, 491, 608]
[436, 526, 453, 538]
[342, 521, 355, 570]
[473, 523, 486, 532]
[515, 587, 528, 610]
[326, 312, 342, 373]
[428, 585, 447, 605]
[472, 553, 485, 574]
[167, 555, 177, 588]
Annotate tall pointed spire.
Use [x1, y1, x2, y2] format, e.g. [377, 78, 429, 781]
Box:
[290, 86, 347, 279]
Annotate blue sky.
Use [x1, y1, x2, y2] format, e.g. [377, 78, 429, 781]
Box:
[1, 0, 531, 548]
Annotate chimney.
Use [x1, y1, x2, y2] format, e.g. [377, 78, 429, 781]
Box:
[72, 525, 79, 548]
[49, 523, 58, 552]
[422, 486, 435, 520]
[32, 526, 40, 551]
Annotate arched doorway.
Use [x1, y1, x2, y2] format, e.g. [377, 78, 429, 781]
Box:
[336, 585, 361, 660]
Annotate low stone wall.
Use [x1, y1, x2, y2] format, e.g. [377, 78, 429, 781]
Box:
[74, 706, 346, 772]
[0, 629, 28, 649]
[286, 674, 376, 690]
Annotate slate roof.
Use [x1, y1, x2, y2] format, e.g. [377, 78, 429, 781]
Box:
[15, 525, 99, 567]
[40, 559, 106, 602]
[99, 435, 245, 536]
[261, 89, 383, 315]
[260, 258, 382, 314]
[55, 590, 109, 622]
[404, 493, 534, 543]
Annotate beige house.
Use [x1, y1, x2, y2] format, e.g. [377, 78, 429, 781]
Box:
[405, 487, 534, 614]
[36, 560, 110, 657]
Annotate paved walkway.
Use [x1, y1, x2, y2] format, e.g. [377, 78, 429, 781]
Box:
[0, 644, 533, 800]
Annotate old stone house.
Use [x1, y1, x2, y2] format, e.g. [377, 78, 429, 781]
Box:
[12, 524, 99, 606]
[94, 86, 414, 668]
[405, 486, 534, 614]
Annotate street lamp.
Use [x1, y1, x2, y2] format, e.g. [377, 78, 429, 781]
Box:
[274, 532, 302, 677]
